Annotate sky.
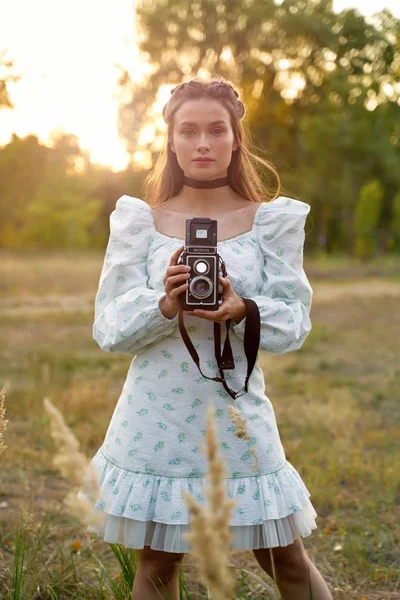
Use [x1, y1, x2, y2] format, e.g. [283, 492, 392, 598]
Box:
[0, 0, 399, 172]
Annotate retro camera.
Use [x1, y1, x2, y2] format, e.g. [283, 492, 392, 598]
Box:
[178, 217, 224, 311]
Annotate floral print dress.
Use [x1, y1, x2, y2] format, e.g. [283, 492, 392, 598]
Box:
[77, 194, 318, 552]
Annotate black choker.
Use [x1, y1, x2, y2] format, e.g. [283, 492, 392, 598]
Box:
[183, 175, 229, 189]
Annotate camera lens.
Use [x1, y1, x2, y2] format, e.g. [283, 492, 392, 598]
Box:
[190, 276, 213, 299]
[193, 260, 209, 275]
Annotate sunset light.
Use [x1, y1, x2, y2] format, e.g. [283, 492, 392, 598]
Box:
[0, 0, 399, 171]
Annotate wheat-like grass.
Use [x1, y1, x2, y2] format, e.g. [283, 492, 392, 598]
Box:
[0, 383, 9, 457]
[43, 396, 111, 529]
[181, 400, 249, 600]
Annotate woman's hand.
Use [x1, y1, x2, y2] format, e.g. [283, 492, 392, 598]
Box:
[159, 245, 190, 319]
[183, 276, 247, 324]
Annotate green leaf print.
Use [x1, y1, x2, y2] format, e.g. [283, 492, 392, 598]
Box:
[232, 472, 242, 479]
[191, 398, 202, 408]
[253, 517, 264, 525]
[240, 451, 252, 462]
[115, 438, 121, 444]
[113, 488, 120, 495]
[137, 408, 149, 416]
[160, 491, 171, 501]
[158, 369, 168, 379]
[134, 295, 143, 305]
[237, 485, 246, 495]
[171, 387, 184, 394]
[188, 469, 203, 477]
[247, 436, 257, 447]
[236, 507, 245, 515]
[161, 349, 173, 358]
[129, 503, 143, 512]
[142, 478, 151, 487]
[154, 441, 165, 451]
[144, 465, 155, 474]
[253, 490, 260, 500]
[163, 403, 175, 411]
[206, 359, 217, 369]
[220, 441, 230, 451]
[168, 458, 181, 465]
[191, 447, 200, 454]
[185, 414, 197, 423]
[134, 376, 143, 384]
[139, 360, 149, 369]
[180, 362, 189, 373]
[187, 325, 197, 333]
[177, 432, 186, 443]
[195, 376, 208, 384]
[171, 511, 182, 520]
[146, 391, 157, 401]
[217, 389, 229, 399]
[248, 413, 260, 421]
[157, 421, 169, 431]
[215, 409, 224, 417]
[128, 448, 138, 457]
[133, 432, 143, 441]
[120, 420, 128, 427]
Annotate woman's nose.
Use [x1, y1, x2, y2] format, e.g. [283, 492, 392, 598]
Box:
[196, 138, 210, 150]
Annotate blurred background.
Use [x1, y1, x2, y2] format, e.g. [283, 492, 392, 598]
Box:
[0, 1, 399, 599]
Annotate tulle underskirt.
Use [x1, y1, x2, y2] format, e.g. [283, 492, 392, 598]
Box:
[87, 498, 318, 553]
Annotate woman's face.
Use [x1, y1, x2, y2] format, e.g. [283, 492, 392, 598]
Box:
[170, 98, 238, 180]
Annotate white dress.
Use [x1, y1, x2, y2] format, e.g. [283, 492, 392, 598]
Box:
[77, 194, 318, 553]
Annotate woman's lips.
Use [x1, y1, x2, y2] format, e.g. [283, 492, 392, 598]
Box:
[193, 159, 214, 162]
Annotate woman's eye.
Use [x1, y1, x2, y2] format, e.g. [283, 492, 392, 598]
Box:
[182, 128, 225, 136]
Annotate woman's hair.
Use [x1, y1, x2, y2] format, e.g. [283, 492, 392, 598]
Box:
[143, 76, 281, 207]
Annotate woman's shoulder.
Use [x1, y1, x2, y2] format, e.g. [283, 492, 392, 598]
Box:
[114, 194, 151, 214]
[254, 195, 311, 245]
[112, 195, 153, 225]
[255, 195, 311, 223]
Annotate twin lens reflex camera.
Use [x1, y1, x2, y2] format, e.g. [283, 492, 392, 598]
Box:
[178, 217, 224, 311]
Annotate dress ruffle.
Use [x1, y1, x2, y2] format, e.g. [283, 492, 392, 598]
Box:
[77, 447, 318, 553]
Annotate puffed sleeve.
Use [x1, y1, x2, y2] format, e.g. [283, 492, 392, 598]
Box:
[232, 196, 313, 354]
[92, 195, 178, 355]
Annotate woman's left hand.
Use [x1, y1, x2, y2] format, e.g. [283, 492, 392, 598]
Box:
[182, 276, 247, 323]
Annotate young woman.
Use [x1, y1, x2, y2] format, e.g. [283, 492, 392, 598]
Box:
[79, 78, 333, 599]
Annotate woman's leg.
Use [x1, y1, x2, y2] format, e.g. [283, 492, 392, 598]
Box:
[131, 546, 185, 600]
[253, 538, 333, 600]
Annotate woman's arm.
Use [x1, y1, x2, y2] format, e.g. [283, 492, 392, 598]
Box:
[93, 196, 178, 355]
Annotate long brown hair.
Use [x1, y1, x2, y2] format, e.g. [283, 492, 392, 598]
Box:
[143, 76, 281, 207]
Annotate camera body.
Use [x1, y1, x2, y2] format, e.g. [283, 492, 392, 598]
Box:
[179, 217, 223, 311]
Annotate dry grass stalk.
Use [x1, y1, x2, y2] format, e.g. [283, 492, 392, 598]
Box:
[182, 401, 239, 600]
[0, 383, 9, 457]
[43, 396, 111, 529]
[227, 403, 278, 588]
[227, 403, 259, 473]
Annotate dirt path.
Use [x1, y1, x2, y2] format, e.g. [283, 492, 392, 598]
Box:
[1, 279, 399, 316]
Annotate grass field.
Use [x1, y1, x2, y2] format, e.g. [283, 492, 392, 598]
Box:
[0, 251, 399, 599]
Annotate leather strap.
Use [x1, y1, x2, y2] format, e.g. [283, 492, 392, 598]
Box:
[178, 297, 260, 399]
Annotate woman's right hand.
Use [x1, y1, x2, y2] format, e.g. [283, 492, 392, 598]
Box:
[159, 245, 191, 319]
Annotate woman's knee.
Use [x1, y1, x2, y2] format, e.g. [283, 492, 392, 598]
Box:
[136, 546, 185, 582]
[253, 537, 310, 582]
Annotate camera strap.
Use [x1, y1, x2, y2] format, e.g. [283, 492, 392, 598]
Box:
[177, 297, 260, 400]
